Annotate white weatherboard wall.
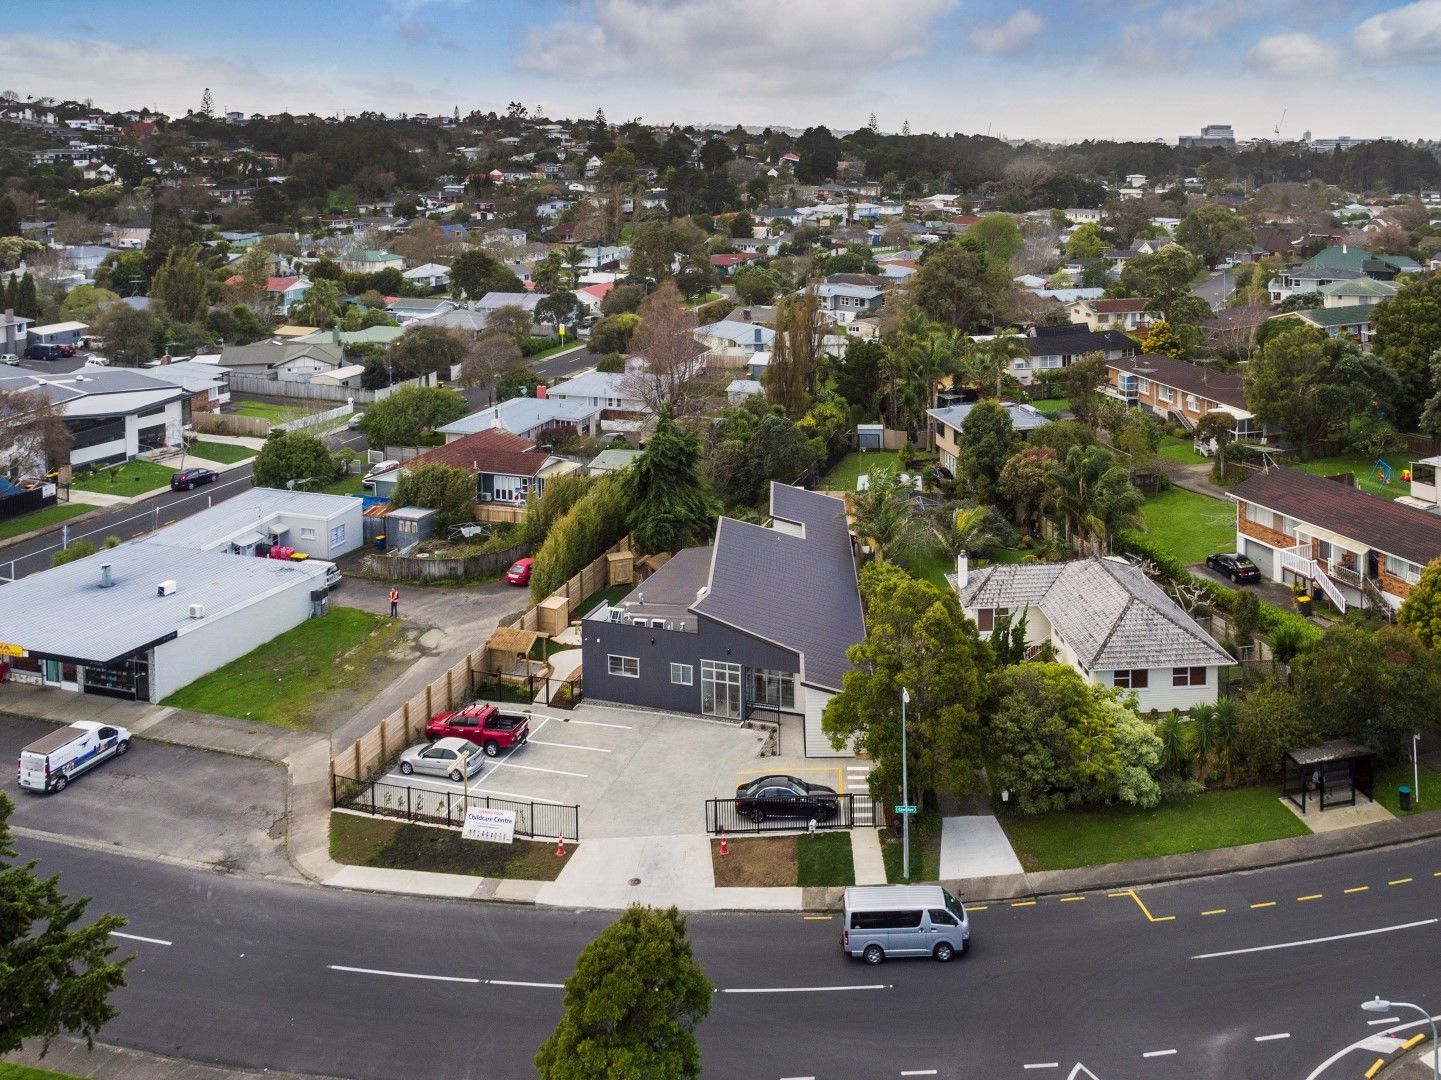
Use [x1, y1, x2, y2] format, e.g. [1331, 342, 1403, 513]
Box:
[802, 686, 853, 758]
[1090, 666, 1220, 712]
[149, 574, 320, 701]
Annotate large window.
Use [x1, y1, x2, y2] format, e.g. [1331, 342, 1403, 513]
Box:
[975, 606, 1010, 632]
[751, 668, 796, 711]
[1172, 666, 1207, 687]
[1385, 555, 1422, 584]
[607, 655, 639, 678]
[329, 524, 346, 547]
[670, 663, 693, 685]
[1113, 669, 1149, 689]
[701, 659, 742, 719]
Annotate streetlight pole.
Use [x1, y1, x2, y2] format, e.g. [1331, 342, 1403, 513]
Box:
[901, 686, 910, 882]
[1415, 733, 1422, 807]
[1363, 998, 1438, 1080]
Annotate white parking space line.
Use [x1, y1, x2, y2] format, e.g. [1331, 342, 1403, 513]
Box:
[900, 1070, 938, 1076]
[110, 931, 173, 946]
[467, 787, 567, 805]
[778, 1075, 816, 1080]
[1189, 918, 1437, 959]
[1022, 1064, 1059, 1071]
[1142, 1049, 1177, 1058]
[721, 984, 888, 994]
[527, 739, 612, 753]
[329, 965, 479, 984]
[561, 717, 631, 729]
[486, 979, 564, 989]
[1254, 1033, 1290, 1042]
[487, 761, 588, 778]
[1368, 1017, 1401, 1026]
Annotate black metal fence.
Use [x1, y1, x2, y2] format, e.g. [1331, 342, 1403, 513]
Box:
[705, 794, 875, 835]
[470, 669, 584, 711]
[333, 774, 580, 840]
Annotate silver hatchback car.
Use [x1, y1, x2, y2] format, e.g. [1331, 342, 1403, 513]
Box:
[397, 737, 486, 782]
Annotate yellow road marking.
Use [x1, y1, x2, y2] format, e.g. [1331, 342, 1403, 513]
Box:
[1059, 896, 1085, 903]
[802, 915, 832, 920]
[1434, 871, 1441, 877]
[1297, 894, 1323, 902]
[1251, 901, 1277, 909]
[1389, 877, 1414, 886]
[1011, 900, 1037, 908]
[1107, 890, 1131, 898]
[968, 905, 989, 912]
[1345, 886, 1370, 894]
[1114, 888, 1176, 922]
[1402, 1033, 1427, 1050]
[1201, 908, 1226, 916]
[1365, 1057, 1386, 1078]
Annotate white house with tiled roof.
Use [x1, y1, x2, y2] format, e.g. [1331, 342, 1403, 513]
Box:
[951, 556, 1233, 712]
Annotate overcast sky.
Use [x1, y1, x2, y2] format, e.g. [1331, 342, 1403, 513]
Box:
[3, 0, 1440, 141]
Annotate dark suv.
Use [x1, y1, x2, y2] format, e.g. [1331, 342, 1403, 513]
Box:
[170, 468, 218, 491]
[25, 343, 62, 361]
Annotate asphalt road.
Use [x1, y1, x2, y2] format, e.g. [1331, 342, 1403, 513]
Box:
[1193, 268, 1236, 311]
[14, 832, 1441, 1079]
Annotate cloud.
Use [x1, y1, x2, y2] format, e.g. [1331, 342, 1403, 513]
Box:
[520, 0, 954, 92]
[1354, 0, 1441, 63]
[1246, 31, 1340, 75]
[968, 9, 1045, 55]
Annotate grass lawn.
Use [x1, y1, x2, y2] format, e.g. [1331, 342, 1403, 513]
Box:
[1001, 785, 1311, 872]
[899, 546, 955, 590]
[1157, 436, 1208, 465]
[0, 501, 90, 542]
[0, 1065, 83, 1080]
[1141, 486, 1235, 566]
[881, 829, 943, 883]
[186, 440, 255, 464]
[229, 400, 317, 424]
[330, 812, 571, 879]
[797, 831, 855, 887]
[1032, 396, 1071, 416]
[527, 340, 583, 362]
[70, 460, 176, 494]
[1373, 759, 1441, 816]
[1290, 452, 1412, 500]
[162, 608, 404, 731]
[574, 583, 632, 616]
[317, 473, 368, 496]
[980, 547, 1029, 566]
[822, 450, 902, 492]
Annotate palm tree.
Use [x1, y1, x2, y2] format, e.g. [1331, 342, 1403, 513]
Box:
[894, 318, 961, 432]
[850, 468, 926, 563]
[1211, 695, 1239, 786]
[932, 503, 1008, 558]
[1044, 444, 1143, 555]
[1158, 710, 1188, 777]
[563, 244, 586, 290]
[962, 329, 1030, 398]
[1189, 702, 1216, 783]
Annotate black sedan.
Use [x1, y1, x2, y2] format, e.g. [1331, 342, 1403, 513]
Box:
[1206, 552, 1261, 583]
[734, 774, 839, 824]
[170, 467, 219, 491]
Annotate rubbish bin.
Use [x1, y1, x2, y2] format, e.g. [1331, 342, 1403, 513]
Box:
[1296, 593, 1313, 616]
[1399, 786, 1412, 811]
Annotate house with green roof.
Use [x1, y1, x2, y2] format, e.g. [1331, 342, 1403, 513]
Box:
[1319, 277, 1397, 308]
[338, 249, 403, 273]
[1303, 244, 1421, 278]
[1269, 304, 1381, 348]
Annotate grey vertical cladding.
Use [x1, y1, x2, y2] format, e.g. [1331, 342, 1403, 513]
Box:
[580, 616, 800, 714]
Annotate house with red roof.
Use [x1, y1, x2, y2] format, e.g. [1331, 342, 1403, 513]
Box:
[224, 274, 311, 314]
[708, 252, 764, 279]
[576, 282, 616, 313]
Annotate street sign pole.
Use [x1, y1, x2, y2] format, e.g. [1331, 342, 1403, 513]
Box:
[901, 687, 910, 882]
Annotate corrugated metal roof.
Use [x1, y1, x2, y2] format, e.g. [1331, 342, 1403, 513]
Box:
[149, 487, 359, 550]
[0, 542, 325, 663]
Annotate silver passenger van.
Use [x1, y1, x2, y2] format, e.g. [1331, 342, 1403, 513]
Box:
[842, 885, 970, 964]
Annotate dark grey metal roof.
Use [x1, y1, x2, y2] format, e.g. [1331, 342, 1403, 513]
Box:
[693, 484, 864, 692]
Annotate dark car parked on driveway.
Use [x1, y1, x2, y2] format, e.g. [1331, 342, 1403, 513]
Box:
[170, 467, 218, 491]
[734, 773, 839, 824]
[1205, 552, 1261, 583]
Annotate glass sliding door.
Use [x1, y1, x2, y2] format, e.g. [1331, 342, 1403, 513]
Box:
[750, 668, 796, 711]
[700, 660, 742, 719]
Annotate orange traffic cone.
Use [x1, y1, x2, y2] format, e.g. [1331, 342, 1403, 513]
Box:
[555, 835, 566, 858]
[718, 830, 729, 857]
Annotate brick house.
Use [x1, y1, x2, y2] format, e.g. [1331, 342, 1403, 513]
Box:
[1103, 353, 1268, 441]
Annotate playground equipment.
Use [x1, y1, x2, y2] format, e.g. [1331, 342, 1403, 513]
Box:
[1374, 460, 1394, 485]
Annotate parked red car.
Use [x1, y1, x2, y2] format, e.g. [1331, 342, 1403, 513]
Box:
[504, 557, 533, 586]
[425, 703, 530, 757]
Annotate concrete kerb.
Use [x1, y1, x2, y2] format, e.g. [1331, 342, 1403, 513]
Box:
[0, 504, 106, 551]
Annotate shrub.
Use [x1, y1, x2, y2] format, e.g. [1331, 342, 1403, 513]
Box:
[529, 473, 630, 600]
[51, 539, 96, 567]
[695, 296, 736, 324]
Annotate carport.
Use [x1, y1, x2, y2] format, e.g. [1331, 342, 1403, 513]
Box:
[1282, 740, 1375, 813]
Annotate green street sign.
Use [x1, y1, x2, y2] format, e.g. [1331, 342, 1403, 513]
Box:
[894, 805, 917, 814]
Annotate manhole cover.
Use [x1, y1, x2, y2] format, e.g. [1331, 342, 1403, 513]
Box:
[629, 877, 642, 886]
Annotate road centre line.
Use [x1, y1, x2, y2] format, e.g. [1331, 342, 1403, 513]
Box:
[1191, 917, 1438, 960]
[1250, 901, 1277, 909]
[1367, 1017, 1401, 1026]
[487, 979, 565, 989]
[778, 1075, 816, 1080]
[1254, 1033, 1290, 1042]
[1202, 908, 1226, 916]
[1389, 877, 1414, 885]
[526, 739, 611, 753]
[1142, 1049, 1177, 1058]
[329, 964, 479, 984]
[1346, 886, 1371, 893]
[1022, 1064, 1059, 1070]
[1297, 893, 1323, 901]
[722, 984, 889, 994]
[900, 1071, 938, 1076]
[110, 931, 173, 946]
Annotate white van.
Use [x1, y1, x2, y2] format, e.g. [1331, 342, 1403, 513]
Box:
[842, 885, 970, 964]
[18, 720, 132, 793]
[312, 560, 342, 591]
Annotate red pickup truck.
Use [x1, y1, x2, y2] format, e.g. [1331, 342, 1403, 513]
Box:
[424, 703, 530, 757]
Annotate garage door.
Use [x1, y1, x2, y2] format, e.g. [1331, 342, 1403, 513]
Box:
[1244, 539, 1275, 579]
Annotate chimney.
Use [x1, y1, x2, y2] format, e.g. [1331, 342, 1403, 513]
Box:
[1342, 243, 1348, 254]
[743, 307, 752, 320]
[956, 552, 969, 590]
[536, 384, 548, 398]
[99, 563, 113, 588]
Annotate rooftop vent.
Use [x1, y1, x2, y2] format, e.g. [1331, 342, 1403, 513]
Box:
[157, 579, 177, 596]
[188, 603, 205, 619]
[99, 563, 113, 588]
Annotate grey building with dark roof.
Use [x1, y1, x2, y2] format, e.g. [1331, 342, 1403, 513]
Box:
[580, 484, 864, 756]
[1015, 326, 1136, 385]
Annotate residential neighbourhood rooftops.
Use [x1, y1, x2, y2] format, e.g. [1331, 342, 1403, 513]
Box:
[1232, 468, 1441, 568]
[1317, 277, 1397, 298]
[437, 396, 599, 438]
[1108, 353, 1250, 412]
[929, 401, 1053, 433]
[148, 487, 359, 551]
[370, 427, 556, 482]
[1287, 304, 1382, 329]
[955, 557, 1233, 670]
[1025, 327, 1137, 356]
[692, 484, 864, 692]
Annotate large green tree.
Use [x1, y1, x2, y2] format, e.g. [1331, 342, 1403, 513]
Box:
[58, 285, 120, 324]
[251, 430, 338, 489]
[1044, 444, 1142, 553]
[1116, 243, 1200, 313]
[389, 463, 477, 530]
[1175, 205, 1254, 269]
[150, 244, 209, 324]
[0, 793, 130, 1055]
[1399, 557, 1441, 650]
[908, 240, 1012, 331]
[957, 400, 1018, 505]
[90, 303, 158, 367]
[706, 397, 819, 507]
[625, 408, 717, 554]
[535, 905, 712, 1080]
[530, 472, 631, 600]
[357, 385, 467, 448]
[1065, 223, 1106, 260]
[1373, 275, 1441, 430]
[450, 248, 523, 300]
[822, 562, 989, 810]
[969, 214, 1023, 264]
[389, 324, 467, 379]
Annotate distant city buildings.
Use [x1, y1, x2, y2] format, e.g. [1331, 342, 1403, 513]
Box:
[1178, 124, 1236, 149]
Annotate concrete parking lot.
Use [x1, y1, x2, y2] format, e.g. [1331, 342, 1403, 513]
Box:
[1, 713, 297, 878]
[375, 703, 871, 839]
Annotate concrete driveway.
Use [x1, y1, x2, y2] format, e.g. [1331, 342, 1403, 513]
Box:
[0, 713, 296, 878]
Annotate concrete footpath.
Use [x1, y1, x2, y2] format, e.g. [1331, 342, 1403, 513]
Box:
[10, 686, 1441, 913]
[9, 1035, 342, 1079]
